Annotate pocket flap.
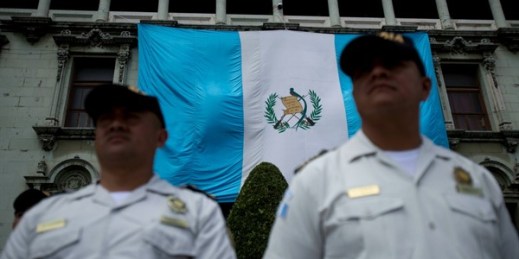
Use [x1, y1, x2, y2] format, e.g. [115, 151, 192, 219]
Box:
[30, 228, 81, 258]
[144, 226, 195, 256]
[338, 198, 405, 220]
[445, 194, 496, 221]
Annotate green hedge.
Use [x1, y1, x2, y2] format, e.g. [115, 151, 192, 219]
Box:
[227, 162, 288, 259]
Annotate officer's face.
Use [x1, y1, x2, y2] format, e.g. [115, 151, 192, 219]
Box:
[94, 107, 167, 163]
[352, 60, 431, 120]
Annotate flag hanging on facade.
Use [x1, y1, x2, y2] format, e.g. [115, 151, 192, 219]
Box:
[137, 24, 448, 202]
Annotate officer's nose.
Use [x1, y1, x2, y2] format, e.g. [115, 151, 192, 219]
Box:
[106, 108, 128, 132]
[369, 63, 390, 79]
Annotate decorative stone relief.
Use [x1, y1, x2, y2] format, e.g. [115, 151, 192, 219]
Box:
[55, 169, 91, 192]
[117, 44, 131, 84]
[430, 36, 498, 55]
[482, 52, 498, 88]
[25, 158, 99, 194]
[53, 27, 137, 47]
[82, 28, 113, 47]
[37, 159, 48, 176]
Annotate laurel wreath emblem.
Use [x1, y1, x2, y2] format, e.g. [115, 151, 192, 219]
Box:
[264, 90, 322, 133]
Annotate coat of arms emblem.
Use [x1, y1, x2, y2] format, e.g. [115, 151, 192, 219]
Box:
[264, 88, 322, 133]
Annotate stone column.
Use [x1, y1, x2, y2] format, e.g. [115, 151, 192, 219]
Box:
[96, 0, 111, 22]
[381, 0, 397, 26]
[435, 0, 454, 29]
[488, 0, 508, 28]
[328, 0, 341, 27]
[273, 0, 283, 23]
[157, 0, 169, 20]
[34, 0, 51, 17]
[216, 0, 227, 24]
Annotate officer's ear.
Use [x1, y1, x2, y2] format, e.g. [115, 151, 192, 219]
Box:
[157, 130, 168, 147]
[420, 77, 431, 101]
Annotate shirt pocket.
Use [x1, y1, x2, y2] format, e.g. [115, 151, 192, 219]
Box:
[445, 194, 496, 222]
[143, 224, 196, 259]
[325, 197, 408, 259]
[29, 227, 81, 259]
[444, 193, 498, 242]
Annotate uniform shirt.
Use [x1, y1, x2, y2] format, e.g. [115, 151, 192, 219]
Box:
[264, 131, 519, 259]
[1, 176, 236, 259]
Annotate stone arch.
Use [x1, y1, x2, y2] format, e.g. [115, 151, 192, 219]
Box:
[479, 159, 514, 190]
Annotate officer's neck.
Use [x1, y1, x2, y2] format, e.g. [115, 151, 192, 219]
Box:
[99, 167, 154, 192]
[362, 122, 422, 151]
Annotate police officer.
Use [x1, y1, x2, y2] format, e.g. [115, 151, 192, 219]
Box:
[1, 84, 236, 259]
[264, 33, 519, 259]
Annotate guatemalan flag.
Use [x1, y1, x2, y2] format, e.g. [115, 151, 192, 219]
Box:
[137, 24, 448, 202]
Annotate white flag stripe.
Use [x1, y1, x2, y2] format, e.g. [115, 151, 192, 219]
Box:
[241, 31, 348, 184]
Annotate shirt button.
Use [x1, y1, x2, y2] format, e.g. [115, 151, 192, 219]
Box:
[365, 210, 374, 220]
[428, 222, 435, 230]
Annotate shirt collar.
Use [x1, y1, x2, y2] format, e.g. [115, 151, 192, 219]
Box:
[343, 130, 447, 163]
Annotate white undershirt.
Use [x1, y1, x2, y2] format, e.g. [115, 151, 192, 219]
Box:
[383, 148, 421, 176]
[110, 191, 131, 205]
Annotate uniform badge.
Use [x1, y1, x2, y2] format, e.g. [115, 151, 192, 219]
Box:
[453, 167, 483, 197]
[453, 167, 472, 185]
[160, 216, 189, 229]
[168, 196, 187, 214]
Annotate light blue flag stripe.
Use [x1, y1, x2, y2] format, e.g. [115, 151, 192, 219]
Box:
[138, 25, 243, 202]
[335, 32, 449, 147]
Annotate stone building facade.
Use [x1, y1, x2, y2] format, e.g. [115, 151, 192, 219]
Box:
[0, 0, 518, 249]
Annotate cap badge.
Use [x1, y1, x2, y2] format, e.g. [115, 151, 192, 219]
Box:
[168, 196, 187, 214]
[377, 32, 404, 43]
[128, 85, 146, 95]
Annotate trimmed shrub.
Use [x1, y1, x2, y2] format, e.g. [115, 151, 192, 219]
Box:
[227, 162, 288, 259]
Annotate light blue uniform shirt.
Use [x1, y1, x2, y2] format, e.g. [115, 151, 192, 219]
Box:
[1, 176, 236, 259]
[264, 131, 519, 259]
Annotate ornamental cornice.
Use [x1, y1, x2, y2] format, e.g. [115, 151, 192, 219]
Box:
[5, 16, 52, 44]
[429, 34, 499, 54]
[497, 27, 519, 53]
[32, 126, 94, 152]
[447, 130, 519, 153]
[53, 27, 136, 47]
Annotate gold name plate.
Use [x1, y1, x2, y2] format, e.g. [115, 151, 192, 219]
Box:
[347, 185, 380, 199]
[36, 219, 66, 233]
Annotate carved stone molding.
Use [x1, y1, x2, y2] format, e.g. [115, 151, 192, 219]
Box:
[497, 27, 519, 53]
[56, 44, 70, 82]
[430, 35, 499, 54]
[117, 44, 131, 84]
[33, 126, 59, 151]
[37, 159, 48, 176]
[32, 126, 94, 152]
[262, 23, 300, 30]
[447, 130, 519, 153]
[8, 16, 52, 44]
[432, 54, 442, 87]
[53, 28, 137, 47]
[482, 52, 498, 88]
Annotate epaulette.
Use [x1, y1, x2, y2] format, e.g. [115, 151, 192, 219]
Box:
[182, 184, 216, 201]
[294, 149, 330, 174]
